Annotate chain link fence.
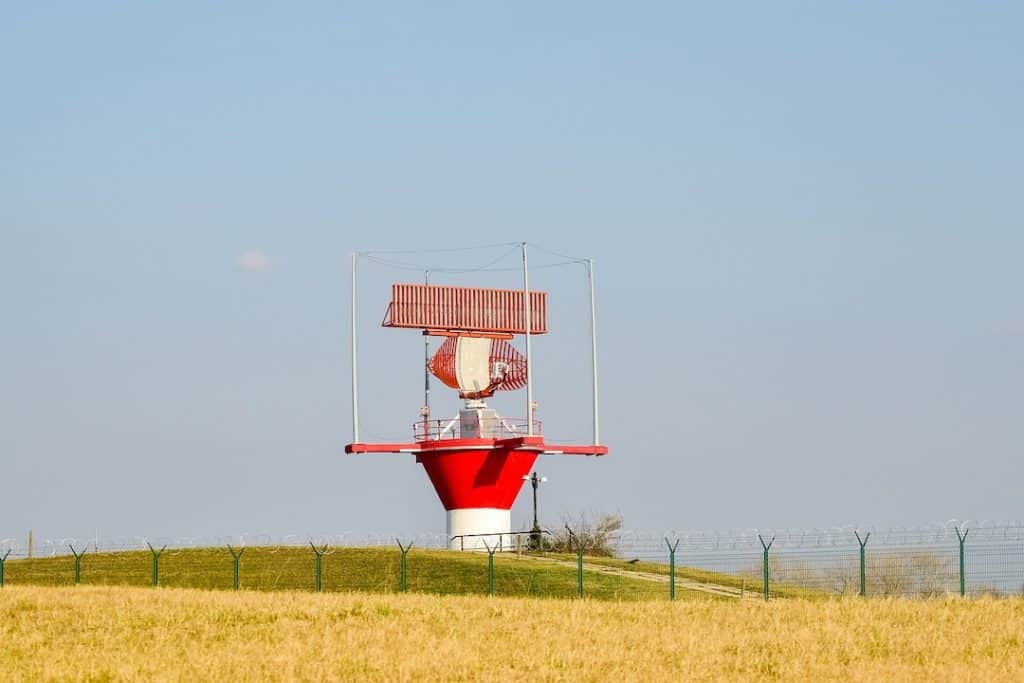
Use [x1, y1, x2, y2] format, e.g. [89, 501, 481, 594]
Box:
[2, 521, 1022, 599]
[612, 522, 1024, 598]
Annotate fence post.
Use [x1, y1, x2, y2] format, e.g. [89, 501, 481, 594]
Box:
[310, 543, 328, 593]
[395, 539, 412, 592]
[955, 526, 968, 597]
[573, 534, 586, 599]
[758, 535, 774, 601]
[854, 531, 870, 597]
[0, 550, 10, 588]
[483, 541, 496, 596]
[147, 543, 167, 587]
[565, 526, 585, 598]
[665, 537, 680, 601]
[69, 545, 87, 585]
[227, 545, 244, 591]
[577, 542, 585, 598]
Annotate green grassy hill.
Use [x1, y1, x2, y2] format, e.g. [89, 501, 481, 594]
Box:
[3, 546, 721, 601]
[566, 554, 822, 599]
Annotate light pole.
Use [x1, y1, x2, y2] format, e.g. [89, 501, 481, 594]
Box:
[522, 471, 547, 549]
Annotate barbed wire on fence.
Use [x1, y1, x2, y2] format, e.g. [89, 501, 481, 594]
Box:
[4, 520, 1023, 559]
[613, 521, 1024, 555]
[0, 531, 452, 558]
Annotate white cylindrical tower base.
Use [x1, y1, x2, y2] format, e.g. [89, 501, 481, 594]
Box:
[447, 508, 513, 551]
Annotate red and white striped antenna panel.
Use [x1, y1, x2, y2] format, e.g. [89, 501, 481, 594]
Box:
[382, 283, 547, 337]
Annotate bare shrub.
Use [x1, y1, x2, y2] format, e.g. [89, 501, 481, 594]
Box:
[823, 558, 859, 596]
[867, 551, 956, 597]
[549, 512, 623, 557]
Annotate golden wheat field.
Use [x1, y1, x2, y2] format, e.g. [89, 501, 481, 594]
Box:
[2, 586, 1022, 681]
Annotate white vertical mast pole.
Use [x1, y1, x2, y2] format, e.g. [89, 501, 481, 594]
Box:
[424, 270, 431, 423]
[522, 242, 534, 436]
[587, 258, 600, 445]
[351, 252, 360, 443]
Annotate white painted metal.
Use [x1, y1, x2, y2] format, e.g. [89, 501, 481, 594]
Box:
[351, 252, 360, 443]
[459, 405, 500, 439]
[423, 269, 431, 420]
[447, 507, 513, 551]
[587, 258, 600, 445]
[454, 336, 492, 395]
[459, 407, 480, 439]
[522, 242, 534, 436]
[438, 416, 459, 438]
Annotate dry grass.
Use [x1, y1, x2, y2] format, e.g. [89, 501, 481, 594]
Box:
[2, 586, 1023, 681]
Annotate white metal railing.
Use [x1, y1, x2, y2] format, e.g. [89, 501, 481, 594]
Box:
[413, 417, 542, 441]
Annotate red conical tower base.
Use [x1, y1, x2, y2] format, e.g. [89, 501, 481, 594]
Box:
[347, 432, 606, 549]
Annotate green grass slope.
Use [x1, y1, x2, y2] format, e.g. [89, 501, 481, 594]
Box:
[3, 547, 717, 601]
[570, 555, 827, 599]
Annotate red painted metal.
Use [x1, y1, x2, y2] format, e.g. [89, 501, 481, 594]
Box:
[344, 435, 606, 510]
[346, 438, 603, 519]
[345, 437, 609, 457]
[428, 337, 528, 398]
[382, 284, 547, 335]
[418, 447, 538, 510]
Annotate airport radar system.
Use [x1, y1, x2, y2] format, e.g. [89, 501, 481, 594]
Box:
[345, 244, 607, 549]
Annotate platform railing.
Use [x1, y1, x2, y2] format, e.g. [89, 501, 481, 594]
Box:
[413, 417, 542, 441]
[449, 529, 553, 552]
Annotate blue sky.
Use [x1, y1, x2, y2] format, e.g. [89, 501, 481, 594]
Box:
[2, 2, 1021, 542]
